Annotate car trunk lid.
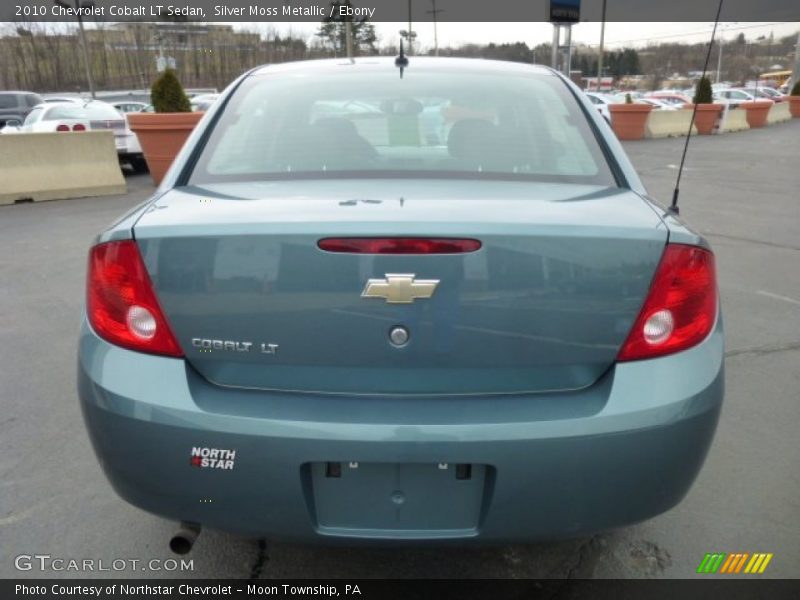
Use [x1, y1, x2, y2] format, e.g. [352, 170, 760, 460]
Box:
[133, 180, 667, 395]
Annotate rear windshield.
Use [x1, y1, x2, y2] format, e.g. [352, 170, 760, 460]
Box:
[43, 104, 122, 121]
[190, 67, 616, 186]
[23, 108, 43, 125]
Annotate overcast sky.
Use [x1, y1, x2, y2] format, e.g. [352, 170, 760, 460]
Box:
[254, 21, 799, 52]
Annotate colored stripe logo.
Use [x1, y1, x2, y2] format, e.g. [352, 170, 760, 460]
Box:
[696, 552, 773, 574]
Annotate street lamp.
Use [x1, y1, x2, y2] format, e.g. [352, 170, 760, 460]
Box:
[427, 0, 444, 57]
[596, 0, 607, 88]
[399, 29, 417, 55]
[714, 23, 739, 85]
[53, 0, 96, 98]
[403, 0, 415, 55]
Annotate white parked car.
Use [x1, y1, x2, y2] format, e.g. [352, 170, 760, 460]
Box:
[645, 92, 692, 107]
[190, 93, 221, 112]
[1, 101, 146, 171]
[713, 88, 773, 109]
[740, 87, 784, 103]
[111, 101, 149, 114]
[638, 98, 679, 110]
[0, 102, 92, 133]
[584, 92, 613, 122]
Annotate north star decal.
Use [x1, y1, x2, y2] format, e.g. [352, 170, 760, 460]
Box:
[190, 447, 236, 470]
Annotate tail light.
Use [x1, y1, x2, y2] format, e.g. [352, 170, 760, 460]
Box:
[318, 238, 482, 254]
[86, 240, 183, 357]
[55, 124, 70, 132]
[617, 244, 717, 361]
[72, 123, 86, 132]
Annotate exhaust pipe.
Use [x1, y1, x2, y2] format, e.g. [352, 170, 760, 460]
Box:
[169, 522, 201, 555]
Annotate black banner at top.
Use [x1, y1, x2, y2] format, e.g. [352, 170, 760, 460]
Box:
[2, 0, 799, 23]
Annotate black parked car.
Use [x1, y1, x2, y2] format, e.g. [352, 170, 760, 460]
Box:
[0, 91, 44, 128]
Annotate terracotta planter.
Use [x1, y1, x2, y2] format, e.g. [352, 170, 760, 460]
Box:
[127, 112, 204, 185]
[739, 101, 772, 129]
[683, 103, 723, 135]
[608, 104, 653, 140]
[788, 96, 800, 118]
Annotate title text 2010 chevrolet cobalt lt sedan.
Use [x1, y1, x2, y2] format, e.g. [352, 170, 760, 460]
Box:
[78, 58, 723, 550]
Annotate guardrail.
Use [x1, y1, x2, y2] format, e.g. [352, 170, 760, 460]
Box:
[641, 103, 794, 139]
[645, 110, 697, 138]
[719, 108, 750, 133]
[0, 131, 126, 205]
[767, 101, 791, 124]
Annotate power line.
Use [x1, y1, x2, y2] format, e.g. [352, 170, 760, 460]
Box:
[582, 22, 791, 49]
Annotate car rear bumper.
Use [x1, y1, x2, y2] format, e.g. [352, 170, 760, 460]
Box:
[78, 316, 724, 542]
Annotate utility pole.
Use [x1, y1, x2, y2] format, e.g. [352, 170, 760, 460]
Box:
[76, 14, 95, 98]
[791, 30, 800, 91]
[596, 0, 607, 91]
[716, 35, 724, 83]
[54, 0, 96, 98]
[407, 0, 413, 55]
[427, 0, 444, 57]
[399, 0, 416, 58]
[345, 20, 354, 58]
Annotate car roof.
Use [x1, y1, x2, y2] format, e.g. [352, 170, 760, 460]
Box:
[250, 56, 556, 78]
[32, 100, 121, 113]
[33, 101, 81, 109]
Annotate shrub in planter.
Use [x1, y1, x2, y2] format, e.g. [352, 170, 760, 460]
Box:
[693, 77, 713, 104]
[151, 69, 192, 113]
[788, 80, 800, 118]
[684, 77, 723, 135]
[128, 69, 203, 185]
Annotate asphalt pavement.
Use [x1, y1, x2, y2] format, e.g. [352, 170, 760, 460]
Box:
[1, 120, 798, 579]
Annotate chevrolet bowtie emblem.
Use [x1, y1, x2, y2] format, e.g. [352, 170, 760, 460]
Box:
[361, 274, 440, 304]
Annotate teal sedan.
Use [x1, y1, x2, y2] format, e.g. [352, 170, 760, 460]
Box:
[78, 58, 722, 553]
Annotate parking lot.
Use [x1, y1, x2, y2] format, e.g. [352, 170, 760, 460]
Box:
[1, 120, 798, 579]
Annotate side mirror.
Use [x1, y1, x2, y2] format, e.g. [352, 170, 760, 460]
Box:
[4, 119, 22, 128]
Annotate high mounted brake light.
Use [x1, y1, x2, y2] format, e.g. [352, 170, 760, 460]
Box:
[86, 240, 183, 357]
[617, 244, 717, 361]
[318, 238, 482, 254]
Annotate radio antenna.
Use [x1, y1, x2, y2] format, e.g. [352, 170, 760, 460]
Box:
[395, 39, 409, 78]
[670, 0, 725, 215]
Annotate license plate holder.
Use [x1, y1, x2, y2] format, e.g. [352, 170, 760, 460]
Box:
[307, 462, 488, 537]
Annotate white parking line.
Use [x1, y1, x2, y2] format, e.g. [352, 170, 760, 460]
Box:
[756, 290, 800, 307]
